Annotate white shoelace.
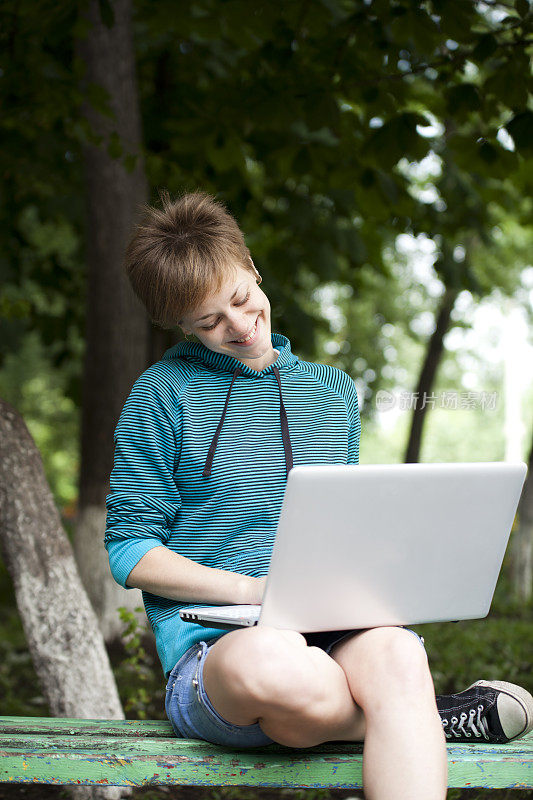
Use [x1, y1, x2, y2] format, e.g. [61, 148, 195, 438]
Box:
[441, 705, 490, 739]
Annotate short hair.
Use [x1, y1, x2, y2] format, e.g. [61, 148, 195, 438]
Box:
[125, 191, 254, 328]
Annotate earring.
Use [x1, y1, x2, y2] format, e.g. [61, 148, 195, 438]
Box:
[256, 274, 262, 285]
[184, 332, 191, 341]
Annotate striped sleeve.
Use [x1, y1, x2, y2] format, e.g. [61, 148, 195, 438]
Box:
[301, 361, 362, 465]
[104, 368, 182, 588]
[346, 377, 361, 464]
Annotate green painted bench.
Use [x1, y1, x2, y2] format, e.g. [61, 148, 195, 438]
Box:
[0, 717, 532, 789]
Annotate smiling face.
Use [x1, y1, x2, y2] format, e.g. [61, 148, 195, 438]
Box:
[179, 265, 277, 371]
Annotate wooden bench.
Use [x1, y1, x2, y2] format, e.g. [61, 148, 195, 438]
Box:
[1, 717, 532, 789]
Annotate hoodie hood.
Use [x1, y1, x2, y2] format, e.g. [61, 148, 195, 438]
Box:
[162, 333, 299, 378]
[162, 333, 297, 479]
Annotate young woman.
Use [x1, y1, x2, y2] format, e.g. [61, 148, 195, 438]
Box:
[105, 192, 532, 800]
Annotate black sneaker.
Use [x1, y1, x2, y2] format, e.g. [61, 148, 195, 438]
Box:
[437, 680, 533, 743]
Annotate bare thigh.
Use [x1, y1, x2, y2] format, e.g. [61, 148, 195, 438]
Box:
[202, 626, 365, 748]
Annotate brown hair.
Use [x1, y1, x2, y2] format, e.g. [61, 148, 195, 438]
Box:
[125, 191, 255, 328]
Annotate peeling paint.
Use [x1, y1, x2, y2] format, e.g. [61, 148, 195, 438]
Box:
[1, 719, 532, 789]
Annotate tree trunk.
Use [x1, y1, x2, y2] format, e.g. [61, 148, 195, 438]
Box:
[0, 398, 128, 798]
[404, 288, 458, 463]
[75, 0, 149, 639]
[511, 426, 533, 602]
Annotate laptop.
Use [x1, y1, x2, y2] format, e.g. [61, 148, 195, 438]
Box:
[179, 462, 527, 632]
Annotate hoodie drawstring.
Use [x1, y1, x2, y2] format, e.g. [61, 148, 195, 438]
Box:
[202, 365, 294, 479]
[272, 366, 293, 477]
[202, 368, 242, 477]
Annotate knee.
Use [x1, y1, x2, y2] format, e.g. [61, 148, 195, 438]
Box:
[350, 628, 432, 708]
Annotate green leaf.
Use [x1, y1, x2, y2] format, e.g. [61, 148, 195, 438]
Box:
[478, 141, 499, 164]
[484, 71, 528, 109]
[364, 113, 430, 168]
[472, 34, 498, 62]
[446, 84, 481, 115]
[0, 289, 31, 320]
[290, 121, 338, 147]
[378, 171, 401, 205]
[505, 111, 533, 153]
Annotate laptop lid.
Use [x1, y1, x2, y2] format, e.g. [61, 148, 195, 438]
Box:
[258, 462, 527, 631]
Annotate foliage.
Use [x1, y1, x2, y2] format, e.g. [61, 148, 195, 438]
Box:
[1, 0, 531, 390]
[135, 0, 532, 334]
[311, 238, 440, 409]
[361, 401, 506, 464]
[114, 606, 165, 720]
[0, 0, 85, 379]
[0, 332, 80, 510]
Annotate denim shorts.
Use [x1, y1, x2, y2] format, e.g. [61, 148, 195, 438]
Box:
[165, 627, 425, 747]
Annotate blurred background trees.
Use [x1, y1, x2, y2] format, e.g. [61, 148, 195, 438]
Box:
[0, 0, 531, 746]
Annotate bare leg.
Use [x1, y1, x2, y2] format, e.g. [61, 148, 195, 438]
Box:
[331, 627, 447, 800]
[203, 626, 447, 800]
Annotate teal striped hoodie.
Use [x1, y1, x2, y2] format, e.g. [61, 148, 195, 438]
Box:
[105, 334, 361, 676]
